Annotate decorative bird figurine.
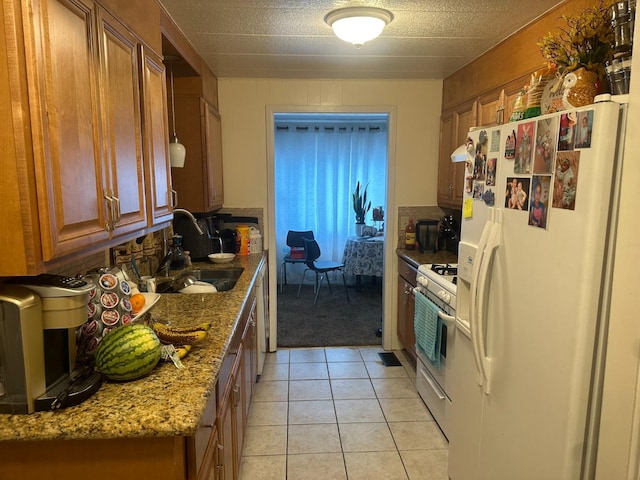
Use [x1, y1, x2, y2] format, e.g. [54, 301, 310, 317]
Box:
[562, 69, 598, 110]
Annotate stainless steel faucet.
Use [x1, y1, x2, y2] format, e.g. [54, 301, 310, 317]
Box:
[173, 208, 204, 235]
[211, 236, 224, 253]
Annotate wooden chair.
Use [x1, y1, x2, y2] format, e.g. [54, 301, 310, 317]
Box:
[297, 238, 350, 305]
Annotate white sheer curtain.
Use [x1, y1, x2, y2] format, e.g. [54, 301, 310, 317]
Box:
[274, 113, 388, 284]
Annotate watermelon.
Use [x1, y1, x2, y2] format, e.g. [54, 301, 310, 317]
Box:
[95, 324, 161, 381]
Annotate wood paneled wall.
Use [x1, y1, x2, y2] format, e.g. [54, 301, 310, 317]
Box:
[442, 0, 597, 111]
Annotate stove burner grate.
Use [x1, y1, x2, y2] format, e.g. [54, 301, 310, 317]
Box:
[431, 263, 458, 276]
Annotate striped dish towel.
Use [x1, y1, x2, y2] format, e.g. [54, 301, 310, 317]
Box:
[414, 291, 442, 369]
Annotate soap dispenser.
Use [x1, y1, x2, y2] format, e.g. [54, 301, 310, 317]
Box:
[169, 235, 187, 270]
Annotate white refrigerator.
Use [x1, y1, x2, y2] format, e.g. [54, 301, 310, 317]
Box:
[448, 99, 627, 480]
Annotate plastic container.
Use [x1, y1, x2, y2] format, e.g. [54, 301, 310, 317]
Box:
[235, 225, 250, 256]
[249, 227, 262, 254]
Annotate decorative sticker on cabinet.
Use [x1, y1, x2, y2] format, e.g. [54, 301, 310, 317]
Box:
[505, 129, 516, 160]
[575, 110, 594, 148]
[558, 112, 577, 151]
[490, 130, 501, 152]
[552, 151, 580, 210]
[514, 121, 535, 174]
[486, 157, 497, 186]
[529, 175, 551, 229]
[505, 177, 530, 211]
[533, 116, 558, 174]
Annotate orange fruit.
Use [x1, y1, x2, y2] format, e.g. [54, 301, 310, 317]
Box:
[130, 293, 146, 314]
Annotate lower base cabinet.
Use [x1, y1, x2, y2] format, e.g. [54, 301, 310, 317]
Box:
[397, 256, 418, 364]
[0, 283, 260, 480]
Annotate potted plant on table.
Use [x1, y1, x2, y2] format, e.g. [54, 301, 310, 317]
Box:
[352, 181, 371, 237]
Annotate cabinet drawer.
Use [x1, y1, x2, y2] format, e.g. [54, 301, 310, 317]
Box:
[398, 258, 417, 285]
[193, 393, 217, 477]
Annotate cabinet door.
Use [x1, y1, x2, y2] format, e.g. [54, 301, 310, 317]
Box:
[97, 8, 147, 236]
[436, 112, 455, 207]
[28, 0, 110, 260]
[241, 298, 257, 431]
[451, 100, 477, 207]
[140, 46, 173, 225]
[217, 390, 234, 480]
[203, 101, 223, 211]
[397, 275, 416, 362]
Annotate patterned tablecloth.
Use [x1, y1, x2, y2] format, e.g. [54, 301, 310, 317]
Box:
[342, 236, 384, 277]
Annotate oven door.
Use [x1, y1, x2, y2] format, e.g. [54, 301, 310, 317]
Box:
[414, 290, 455, 395]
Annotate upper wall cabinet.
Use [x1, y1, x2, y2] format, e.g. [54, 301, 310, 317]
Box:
[0, 0, 170, 275]
[437, 99, 476, 209]
[169, 79, 224, 214]
[140, 47, 174, 225]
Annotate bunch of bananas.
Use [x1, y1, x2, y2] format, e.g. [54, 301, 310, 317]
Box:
[152, 321, 210, 360]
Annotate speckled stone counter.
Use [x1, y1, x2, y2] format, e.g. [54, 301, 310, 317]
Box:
[0, 253, 266, 442]
[396, 247, 457, 268]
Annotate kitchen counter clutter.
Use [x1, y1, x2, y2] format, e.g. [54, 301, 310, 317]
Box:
[0, 253, 265, 443]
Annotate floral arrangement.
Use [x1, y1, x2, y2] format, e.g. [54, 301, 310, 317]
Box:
[538, 0, 616, 80]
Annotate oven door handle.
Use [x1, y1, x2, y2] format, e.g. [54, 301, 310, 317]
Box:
[437, 311, 456, 327]
[413, 288, 456, 327]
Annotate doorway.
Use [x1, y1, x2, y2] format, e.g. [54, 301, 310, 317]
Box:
[269, 111, 391, 349]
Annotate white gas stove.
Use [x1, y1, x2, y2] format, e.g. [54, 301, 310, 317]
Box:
[413, 263, 458, 440]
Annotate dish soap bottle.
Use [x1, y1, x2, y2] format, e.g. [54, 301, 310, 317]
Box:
[405, 219, 416, 250]
[169, 235, 187, 269]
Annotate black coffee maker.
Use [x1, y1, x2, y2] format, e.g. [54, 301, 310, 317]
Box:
[173, 215, 213, 262]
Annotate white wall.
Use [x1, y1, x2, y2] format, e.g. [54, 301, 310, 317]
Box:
[218, 78, 443, 212]
[217, 78, 443, 349]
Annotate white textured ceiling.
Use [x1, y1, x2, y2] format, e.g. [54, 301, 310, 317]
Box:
[158, 0, 565, 79]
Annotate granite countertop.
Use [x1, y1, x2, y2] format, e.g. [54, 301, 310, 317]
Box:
[396, 248, 457, 268]
[0, 253, 266, 442]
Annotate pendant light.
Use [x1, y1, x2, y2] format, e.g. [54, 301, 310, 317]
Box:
[168, 61, 186, 168]
[325, 7, 393, 47]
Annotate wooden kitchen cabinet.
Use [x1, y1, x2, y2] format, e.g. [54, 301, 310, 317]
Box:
[397, 256, 418, 365]
[97, 7, 148, 237]
[437, 99, 475, 209]
[0, 0, 171, 275]
[170, 93, 224, 214]
[140, 46, 174, 225]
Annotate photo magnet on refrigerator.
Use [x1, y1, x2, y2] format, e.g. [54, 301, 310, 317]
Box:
[553, 151, 580, 210]
[529, 175, 551, 229]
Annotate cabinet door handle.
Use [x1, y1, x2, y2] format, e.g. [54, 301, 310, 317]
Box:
[112, 195, 121, 224]
[233, 384, 240, 407]
[171, 189, 178, 208]
[103, 193, 114, 231]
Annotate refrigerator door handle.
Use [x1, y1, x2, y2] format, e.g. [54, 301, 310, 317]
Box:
[470, 208, 494, 387]
[476, 208, 502, 395]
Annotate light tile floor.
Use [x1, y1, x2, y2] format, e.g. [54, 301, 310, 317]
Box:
[239, 346, 448, 480]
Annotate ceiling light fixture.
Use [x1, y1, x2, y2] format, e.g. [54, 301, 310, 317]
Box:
[167, 60, 186, 168]
[325, 6, 393, 47]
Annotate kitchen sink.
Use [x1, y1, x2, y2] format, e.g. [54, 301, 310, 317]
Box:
[191, 267, 244, 291]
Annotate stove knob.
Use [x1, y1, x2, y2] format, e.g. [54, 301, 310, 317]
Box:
[417, 276, 429, 288]
[437, 290, 451, 304]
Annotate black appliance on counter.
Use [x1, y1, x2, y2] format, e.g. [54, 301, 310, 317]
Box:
[438, 212, 461, 253]
[174, 213, 259, 261]
[416, 219, 439, 253]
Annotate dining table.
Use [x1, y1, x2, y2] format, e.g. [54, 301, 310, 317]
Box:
[342, 235, 385, 291]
